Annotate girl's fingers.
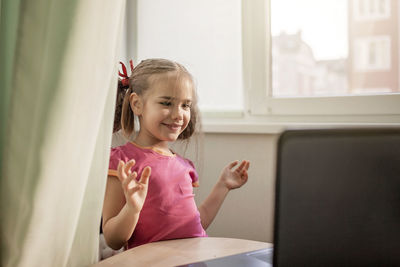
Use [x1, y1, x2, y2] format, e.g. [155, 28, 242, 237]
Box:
[236, 160, 247, 172]
[244, 161, 250, 171]
[127, 167, 151, 195]
[242, 174, 249, 184]
[123, 171, 137, 189]
[117, 161, 126, 182]
[116, 159, 136, 182]
[139, 166, 151, 185]
[228, 160, 239, 170]
[124, 159, 136, 174]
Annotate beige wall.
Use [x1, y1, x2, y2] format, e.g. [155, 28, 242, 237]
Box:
[173, 133, 279, 243]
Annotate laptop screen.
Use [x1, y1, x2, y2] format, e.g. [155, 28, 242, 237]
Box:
[273, 128, 400, 266]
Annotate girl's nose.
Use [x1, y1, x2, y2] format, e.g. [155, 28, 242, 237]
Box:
[171, 106, 183, 120]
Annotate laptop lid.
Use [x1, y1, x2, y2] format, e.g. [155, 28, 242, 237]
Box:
[273, 128, 400, 266]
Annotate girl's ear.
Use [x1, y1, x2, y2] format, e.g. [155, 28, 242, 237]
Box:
[130, 93, 143, 116]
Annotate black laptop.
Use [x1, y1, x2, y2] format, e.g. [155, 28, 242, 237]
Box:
[183, 128, 400, 267]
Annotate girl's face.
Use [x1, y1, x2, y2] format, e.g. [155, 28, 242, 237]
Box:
[134, 72, 193, 146]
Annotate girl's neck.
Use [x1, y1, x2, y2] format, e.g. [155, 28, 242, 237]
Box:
[133, 135, 171, 154]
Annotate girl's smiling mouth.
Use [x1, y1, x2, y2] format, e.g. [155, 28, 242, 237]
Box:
[162, 123, 183, 131]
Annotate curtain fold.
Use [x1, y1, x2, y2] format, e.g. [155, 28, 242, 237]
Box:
[0, 0, 22, 262]
[0, 0, 126, 266]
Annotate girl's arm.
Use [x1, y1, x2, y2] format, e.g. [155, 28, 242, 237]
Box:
[198, 160, 250, 230]
[102, 160, 151, 250]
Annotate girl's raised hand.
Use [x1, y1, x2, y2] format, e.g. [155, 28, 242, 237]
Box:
[117, 159, 151, 213]
[219, 160, 250, 190]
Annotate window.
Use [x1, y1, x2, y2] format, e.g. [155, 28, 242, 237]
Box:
[133, 0, 243, 113]
[129, 0, 400, 124]
[271, 0, 348, 98]
[354, 0, 390, 21]
[354, 36, 391, 71]
[244, 0, 400, 118]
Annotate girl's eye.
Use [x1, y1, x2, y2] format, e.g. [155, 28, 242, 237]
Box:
[160, 101, 172, 106]
[182, 103, 191, 109]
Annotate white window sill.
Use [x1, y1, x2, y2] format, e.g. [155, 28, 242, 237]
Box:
[201, 113, 400, 134]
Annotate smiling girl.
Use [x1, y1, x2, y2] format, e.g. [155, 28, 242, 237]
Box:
[102, 58, 250, 250]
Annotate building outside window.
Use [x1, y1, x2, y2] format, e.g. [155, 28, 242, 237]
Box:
[271, 0, 398, 97]
[353, 0, 390, 21]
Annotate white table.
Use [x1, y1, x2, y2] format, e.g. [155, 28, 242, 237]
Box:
[93, 237, 272, 267]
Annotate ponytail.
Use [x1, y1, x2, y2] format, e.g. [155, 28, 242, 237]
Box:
[113, 80, 128, 133]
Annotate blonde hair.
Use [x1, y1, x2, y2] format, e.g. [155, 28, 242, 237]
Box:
[119, 58, 199, 140]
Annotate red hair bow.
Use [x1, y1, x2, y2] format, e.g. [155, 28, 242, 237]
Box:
[119, 60, 134, 86]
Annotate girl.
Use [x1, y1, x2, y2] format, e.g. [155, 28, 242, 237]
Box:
[102, 58, 250, 250]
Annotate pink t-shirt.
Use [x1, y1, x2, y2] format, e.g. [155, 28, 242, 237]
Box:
[108, 142, 207, 249]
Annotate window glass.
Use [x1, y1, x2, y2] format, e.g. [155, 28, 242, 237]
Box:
[136, 0, 243, 111]
[271, 0, 398, 97]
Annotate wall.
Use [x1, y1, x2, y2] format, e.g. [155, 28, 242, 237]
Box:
[173, 132, 279, 243]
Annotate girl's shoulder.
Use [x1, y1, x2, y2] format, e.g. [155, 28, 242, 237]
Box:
[175, 153, 196, 169]
[108, 142, 148, 173]
[174, 154, 199, 185]
[109, 142, 146, 164]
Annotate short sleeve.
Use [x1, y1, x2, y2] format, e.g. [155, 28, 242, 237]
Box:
[108, 147, 129, 177]
[186, 159, 199, 187]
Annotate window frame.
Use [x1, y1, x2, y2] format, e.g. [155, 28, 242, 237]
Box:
[128, 0, 400, 128]
[243, 0, 400, 121]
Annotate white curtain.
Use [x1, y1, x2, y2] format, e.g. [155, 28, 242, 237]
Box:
[0, 0, 126, 266]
